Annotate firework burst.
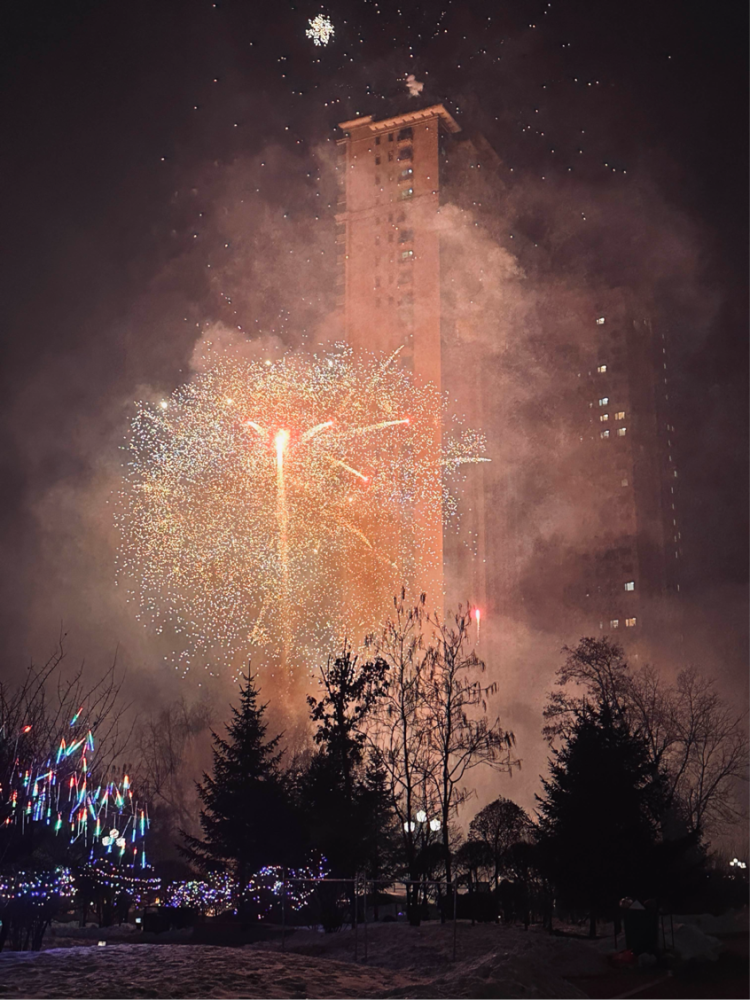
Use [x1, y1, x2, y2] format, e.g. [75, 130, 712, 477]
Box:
[305, 14, 334, 47]
[115, 346, 486, 676]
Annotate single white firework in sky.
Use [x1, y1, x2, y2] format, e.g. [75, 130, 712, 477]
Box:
[306, 14, 334, 47]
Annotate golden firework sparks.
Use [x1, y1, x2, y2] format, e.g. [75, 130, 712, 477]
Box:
[115, 347, 486, 676]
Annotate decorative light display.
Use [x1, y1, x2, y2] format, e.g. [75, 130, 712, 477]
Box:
[2, 713, 149, 868]
[0, 868, 75, 904]
[83, 863, 161, 906]
[0, 860, 326, 912]
[165, 873, 233, 912]
[305, 14, 334, 47]
[166, 858, 329, 915]
[116, 346, 487, 673]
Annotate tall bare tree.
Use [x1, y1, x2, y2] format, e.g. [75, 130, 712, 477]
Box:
[367, 594, 518, 888]
[422, 606, 518, 882]
[367, 592, 431, 889]
[544, 638, 749, 836]
[0, 632, 132, 796]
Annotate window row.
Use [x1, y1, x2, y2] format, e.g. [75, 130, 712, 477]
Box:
[375, 227, 414, 246]
[374, 126, 413, 145]
[607, 617, 637, 629]
[600, 428, 627, 438]
[374, 165, 414, 180]
[374, 294, 413, 309]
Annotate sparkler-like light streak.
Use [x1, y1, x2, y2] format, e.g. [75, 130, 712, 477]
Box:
[274, 428, 291, 665]
[4, 712, 149, 867]
[116, 347, 487, 674]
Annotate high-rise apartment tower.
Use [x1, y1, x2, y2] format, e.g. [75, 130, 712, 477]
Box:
[335, 105, 679, 650]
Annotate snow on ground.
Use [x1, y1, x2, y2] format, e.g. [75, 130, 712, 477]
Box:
[249, 921, 612, 975]
[0, 922, 607, 998]
[0, 942, 412, 999]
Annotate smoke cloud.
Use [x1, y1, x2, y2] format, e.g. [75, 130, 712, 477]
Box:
[0, 15, 744, 832]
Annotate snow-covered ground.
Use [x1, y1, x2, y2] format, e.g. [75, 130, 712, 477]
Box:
[0, 913, 745, 998]
[0, 922, 607, 998]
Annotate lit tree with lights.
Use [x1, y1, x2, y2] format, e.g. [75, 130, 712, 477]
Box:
[0, 637, 143, 949]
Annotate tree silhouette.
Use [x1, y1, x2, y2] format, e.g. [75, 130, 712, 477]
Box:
[468, 796, 534, 889]
[302, 646, 396, 880]
[422, 605, 518, 883]
[180, 673, 295, 907]
[537, 701, 659, 936]
[544, 637, 748, 837]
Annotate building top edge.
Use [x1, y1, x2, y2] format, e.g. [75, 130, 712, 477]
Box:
[338, 104, 461, 135]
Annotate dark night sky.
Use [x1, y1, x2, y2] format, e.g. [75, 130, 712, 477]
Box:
[0, 0, 746, 712]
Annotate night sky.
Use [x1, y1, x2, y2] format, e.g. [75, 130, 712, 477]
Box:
[0, 0, 746, 728]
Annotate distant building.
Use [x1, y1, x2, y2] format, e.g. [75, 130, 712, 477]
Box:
[335, 105, 679, 649]
[573, 298, 682, 647]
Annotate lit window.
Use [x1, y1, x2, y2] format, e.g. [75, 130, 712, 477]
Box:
[609, 619, 619, 629]
[600, 414, 609, 422]
[399, 187, 414, 200]
[400, 167, 413, 179]
[599, 397, 609, 406]
[401, 249, 414, 260]
[597, 364, 607, 373]
[596, 317, 606, 325]
[621, 478, 628, 486]
[615, 411, 625, 420]
[617, 427, 627, 437]
[624, 581, 635, 591]
[625, 618, 637, 627]
[600, 429, 610, 439]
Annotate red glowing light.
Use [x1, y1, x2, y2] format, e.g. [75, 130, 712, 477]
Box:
[21, 725, 32, 733]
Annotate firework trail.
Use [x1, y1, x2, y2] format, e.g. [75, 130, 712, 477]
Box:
[116, 346, 487, 677]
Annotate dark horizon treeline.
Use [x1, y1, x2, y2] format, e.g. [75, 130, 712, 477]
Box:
[1, 595, 747, 947]
[169, 600, 747, 933]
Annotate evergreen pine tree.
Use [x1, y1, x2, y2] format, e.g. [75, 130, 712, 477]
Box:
[537, 701, 659, 936]
[180, 673, 294, 901]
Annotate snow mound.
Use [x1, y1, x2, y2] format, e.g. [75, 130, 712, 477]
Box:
[673, 910, 747, 937]
[672, 923, 722, 962]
